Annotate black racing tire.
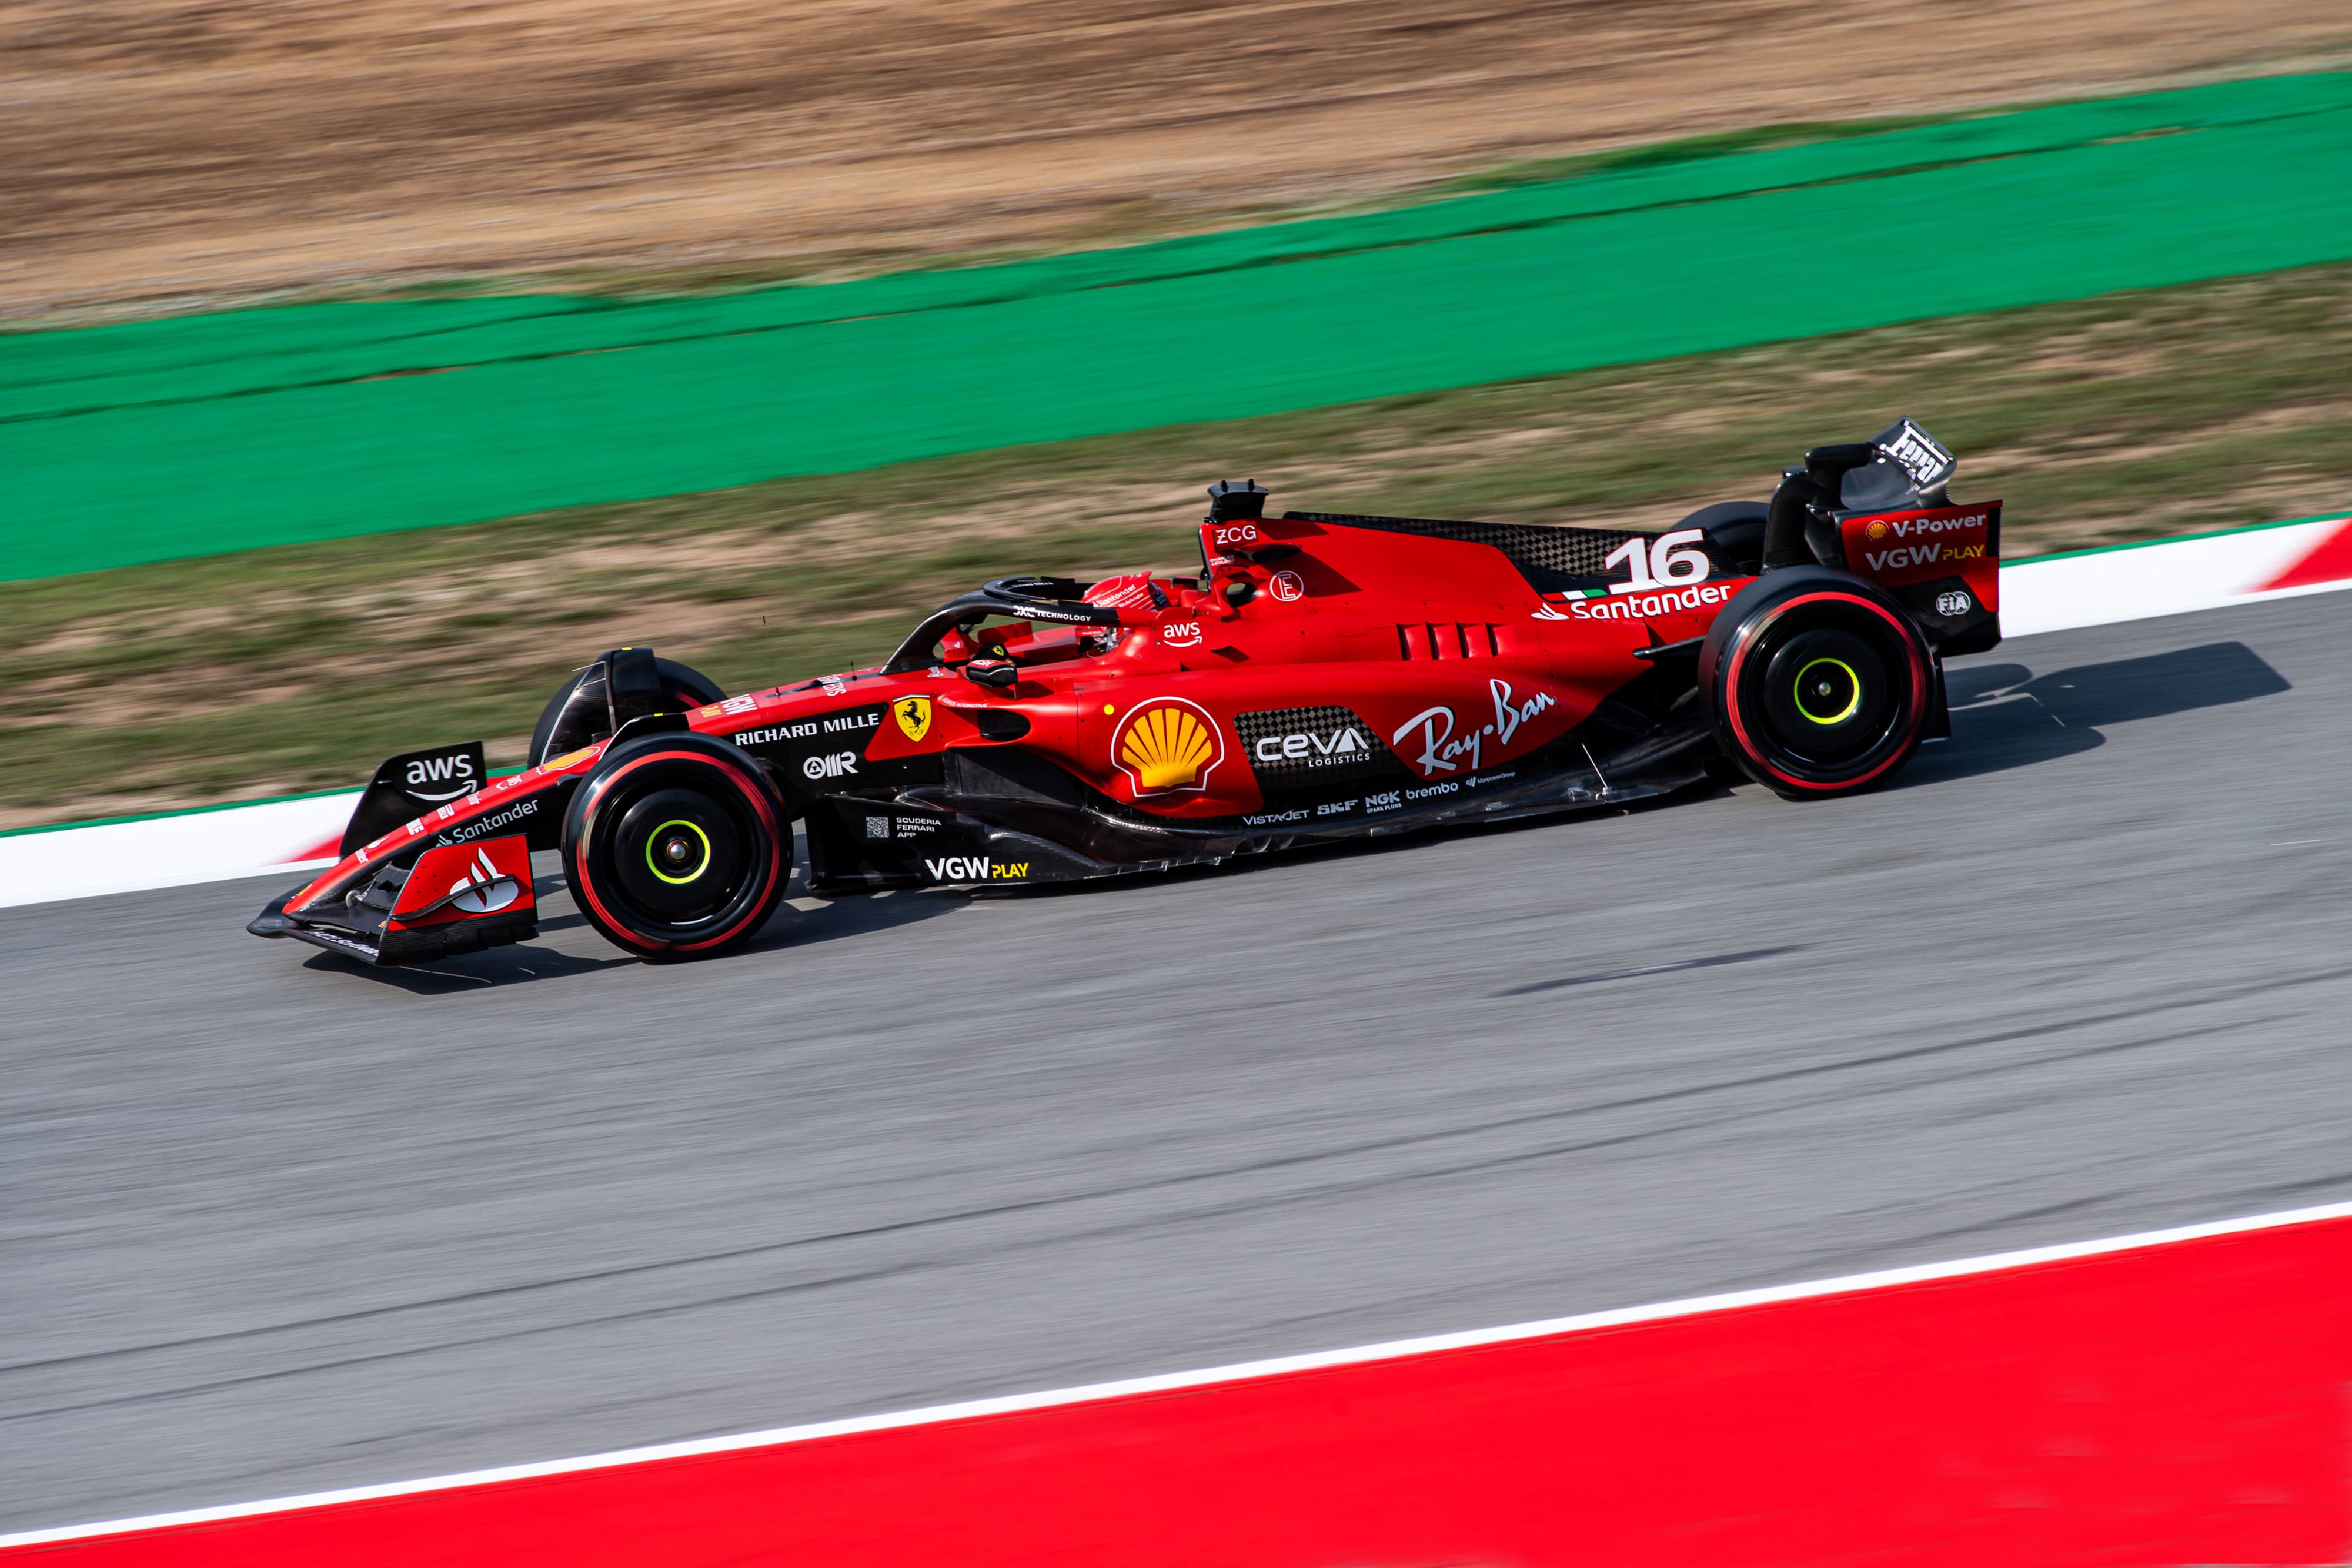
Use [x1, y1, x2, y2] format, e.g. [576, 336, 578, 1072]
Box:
[529, 658, 725, 769]
[562, 733, 790, 962]
[1679, 500, 1769, 578]
[1698, 566, 1933, 799]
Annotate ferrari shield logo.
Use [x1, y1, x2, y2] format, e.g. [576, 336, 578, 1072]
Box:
[894, 696, 933, 743]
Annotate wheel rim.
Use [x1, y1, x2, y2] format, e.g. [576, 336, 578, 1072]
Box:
[604, 780, 755, 928]
[1732, 599, 1922, 786]
[1790, 657, 1861, 726]
[644, 819, 713, 885]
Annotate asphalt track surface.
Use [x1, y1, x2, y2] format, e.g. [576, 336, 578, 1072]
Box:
[6, 591, 2351, 1532]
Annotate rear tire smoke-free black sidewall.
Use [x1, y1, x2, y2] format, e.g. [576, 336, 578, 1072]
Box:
[563, 734, 789, 961]
[1698, 567, 1933, 798]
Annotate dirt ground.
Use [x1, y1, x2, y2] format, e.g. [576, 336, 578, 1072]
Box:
[8, 0, 2351, 319]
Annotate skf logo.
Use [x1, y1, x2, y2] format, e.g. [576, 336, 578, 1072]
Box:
[404, 751, 479, 802]
[803, 752, 860, 780]
[894, 696, 933, 743]
[1112, 697, 1225, 795]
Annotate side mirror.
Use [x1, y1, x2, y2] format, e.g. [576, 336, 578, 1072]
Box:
[964, 657, 1020, 688]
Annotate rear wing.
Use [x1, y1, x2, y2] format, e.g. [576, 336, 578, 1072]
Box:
[1837, 499, 2002, 656]
[1765, 418, 2001, 656]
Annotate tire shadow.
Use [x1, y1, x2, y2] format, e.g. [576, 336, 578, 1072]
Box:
[1898, 641, 2290, 787]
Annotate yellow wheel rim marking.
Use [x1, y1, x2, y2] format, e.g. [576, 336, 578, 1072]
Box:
[1793, 657, 1862, 725]
[646, 818, 712, 884]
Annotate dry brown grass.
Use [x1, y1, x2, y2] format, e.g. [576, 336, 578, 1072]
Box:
[8, 0, 2352, 317]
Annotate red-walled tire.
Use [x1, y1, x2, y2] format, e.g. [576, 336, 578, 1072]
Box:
[1698, 567, 1933, 800]
[562, 733, 790, 961]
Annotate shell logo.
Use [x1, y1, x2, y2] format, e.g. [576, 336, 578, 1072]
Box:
[1112, 697, 1225, 795]
[1865, 520, 1889, 541]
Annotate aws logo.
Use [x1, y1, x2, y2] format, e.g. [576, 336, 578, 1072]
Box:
[1112, 697, 1225, 795]
[403, 751, 479, 803]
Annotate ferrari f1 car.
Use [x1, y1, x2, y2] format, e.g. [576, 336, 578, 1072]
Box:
[251, 419, 1998, 967]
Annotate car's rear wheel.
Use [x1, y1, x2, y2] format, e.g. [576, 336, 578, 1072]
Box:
[562, 734, 790, 961]
[1699, 567, 1933, 798]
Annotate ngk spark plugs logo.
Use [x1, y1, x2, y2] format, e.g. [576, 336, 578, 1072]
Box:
[1392, 679, 1557, 777]
[1112, 697, 1225, 795]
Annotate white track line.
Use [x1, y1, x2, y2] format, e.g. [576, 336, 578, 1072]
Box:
[7, 1196, 2348, 1550]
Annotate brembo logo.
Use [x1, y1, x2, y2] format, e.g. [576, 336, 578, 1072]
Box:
[1112, 698, 1224, 795]
[403, 752, 479, 803]
[1392, 679, 1556, 778]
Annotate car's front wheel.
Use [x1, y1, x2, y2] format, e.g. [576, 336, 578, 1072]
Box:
[562, 734, 790, 961]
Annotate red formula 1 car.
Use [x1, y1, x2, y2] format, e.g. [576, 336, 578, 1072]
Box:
[251, 419, 1999, 967]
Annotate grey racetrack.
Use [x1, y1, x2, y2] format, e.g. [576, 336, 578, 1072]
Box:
[5, 592, 2350, 1533]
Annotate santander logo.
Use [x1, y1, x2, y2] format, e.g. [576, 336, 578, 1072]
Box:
[447, 846, 522, 914]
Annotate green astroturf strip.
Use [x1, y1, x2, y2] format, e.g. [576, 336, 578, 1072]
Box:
[5, 72, 2351, 582]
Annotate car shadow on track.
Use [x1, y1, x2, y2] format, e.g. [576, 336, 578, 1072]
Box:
[301, 942, 633, 992]
[1896, 640, 2289, 787]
